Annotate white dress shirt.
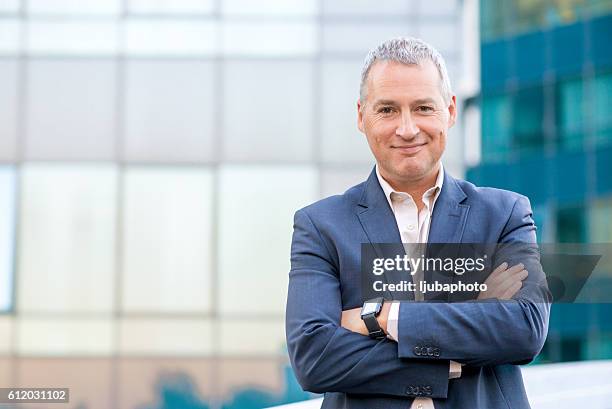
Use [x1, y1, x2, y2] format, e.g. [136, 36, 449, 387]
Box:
[375, 163, 461, 409]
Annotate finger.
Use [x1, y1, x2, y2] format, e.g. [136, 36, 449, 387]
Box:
[487, 262, 522, 284]
[509, 268, 528, 281]
[489, 262, 509, 278]
[502, 263, 525, 277]
[499, 268, 527, 287]
[496, 269, 528, 296]
[488, 263, 524, 285]
[501, 280, 523, 300]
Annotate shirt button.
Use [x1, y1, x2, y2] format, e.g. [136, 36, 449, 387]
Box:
[417, 405, 423, 409]
[407, 224, 415, 231]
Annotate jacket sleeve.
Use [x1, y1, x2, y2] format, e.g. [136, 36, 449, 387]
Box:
[395, 195, 551, 366]
[286, 209, 451, 398]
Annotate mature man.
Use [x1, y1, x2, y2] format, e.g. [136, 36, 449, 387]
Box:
[286, 37, 550, 408]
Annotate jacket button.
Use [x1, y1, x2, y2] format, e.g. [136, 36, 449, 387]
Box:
[426, 347, 433, 356]
[413, 346, 421, 356]
[433, 348, 440, 357]
[405, 385, 418, 395]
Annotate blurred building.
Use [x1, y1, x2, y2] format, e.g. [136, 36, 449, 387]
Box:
[0, 1, 469, 408]
[468, 0, 612, 362]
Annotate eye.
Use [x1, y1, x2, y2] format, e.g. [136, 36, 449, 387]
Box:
[377, 106, 394, 114]
[416, 105, 434, 113]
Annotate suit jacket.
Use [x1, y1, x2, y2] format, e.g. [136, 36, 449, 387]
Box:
[285, 167, 550, 409]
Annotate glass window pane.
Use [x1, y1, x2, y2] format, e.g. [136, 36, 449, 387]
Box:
[0, 317, 12, 353]
[222, 22, 316, 57]
[443, 57, 461, 91]
[557, 78, 584, 150]
[556, 204, 586, 243]
[218, 165, 317, 316]
[482, 94, 512, 160]
[118, 359, 214, 409]
[221, 0, 317, 16]
[16, 359, 112, 409]
[322, 23, 411, 55]
[0, 358, 11, 388]
[122, 167, 213, 313]
[593, 72, 612, 145]
[125, 20, 217, 56]
[322, 0, 412, 15]
[124, 61, 216, 162]
[418, 21, 459, 56]
[0, 60, 18, 161]
[321, 61, 372, 163]
[128, 0, 214, 14]
[589, 198, 612, 242]
[512, 86, 545, 153]
[217, 360, 295, 403]
[223, 61, 314, 161]
[119, 319, 213, 355]
[26, 0, 121, 15]
[0, 0, 20, 13]
[0, 19, 20, 55]
[480, 1, 511, 41]
[219, 320, 285, 356]
[320, 166, 371, 199]
[18, 164, 117, 313]
[416, 0, 457, 16]
[16, 318, 114, 355]
[25, 60, 116, 160]
[0, 167, 16, 312]
[26, 21, 118, 55]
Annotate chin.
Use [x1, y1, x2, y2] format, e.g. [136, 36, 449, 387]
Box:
[391, 167, 427, 181]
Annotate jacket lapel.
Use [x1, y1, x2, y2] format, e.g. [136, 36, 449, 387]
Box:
[426, 172, 470, 300]
[356, 168, 470, 246]
[356, 168, 404, 300]
[428, 172, 469, 244]
[356, 167, 403, 254]
[355, 167, 471, 302]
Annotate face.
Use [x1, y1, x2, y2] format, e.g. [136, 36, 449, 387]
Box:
[357, 60, 456, 188]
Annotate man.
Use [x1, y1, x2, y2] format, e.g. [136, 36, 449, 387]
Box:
[286, 37, 550, 408]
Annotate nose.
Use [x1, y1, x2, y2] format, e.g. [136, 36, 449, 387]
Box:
[396, 112, 419, 138]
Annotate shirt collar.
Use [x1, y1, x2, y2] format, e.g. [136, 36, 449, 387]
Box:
[375, 163, 445, 211]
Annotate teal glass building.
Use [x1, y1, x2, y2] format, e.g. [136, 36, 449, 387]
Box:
[469, 0, 612, 362]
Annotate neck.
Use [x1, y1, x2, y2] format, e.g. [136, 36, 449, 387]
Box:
[380, 163, 441, 211]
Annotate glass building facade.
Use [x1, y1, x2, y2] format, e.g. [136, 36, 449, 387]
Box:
[469, 0, 612, 363]
[0, 1, 467, 408]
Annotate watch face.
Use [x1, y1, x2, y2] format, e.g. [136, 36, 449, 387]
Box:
[361, 302, 378, 316]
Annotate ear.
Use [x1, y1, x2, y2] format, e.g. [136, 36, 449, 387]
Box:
[357, 99, 365, 133]
[447, 95, 457, 128]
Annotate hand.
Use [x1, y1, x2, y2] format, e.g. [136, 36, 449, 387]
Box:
[477, 262, 528, 300]
[341, 302, 391, 336]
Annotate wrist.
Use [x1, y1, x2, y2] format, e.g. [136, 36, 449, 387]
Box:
[376, 301, 391, 334]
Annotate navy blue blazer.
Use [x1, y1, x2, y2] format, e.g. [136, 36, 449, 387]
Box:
[286, 167, 550, 409]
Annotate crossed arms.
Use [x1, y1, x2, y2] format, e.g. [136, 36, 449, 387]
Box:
[285, 196, 551, 398]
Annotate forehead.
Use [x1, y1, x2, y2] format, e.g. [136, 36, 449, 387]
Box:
[366, 59, 444, 102]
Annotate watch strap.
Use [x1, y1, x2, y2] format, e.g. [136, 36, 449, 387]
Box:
[362, 313, 386, 339]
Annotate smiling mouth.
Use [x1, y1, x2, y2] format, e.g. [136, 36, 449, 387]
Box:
[392, 143, 427, 155]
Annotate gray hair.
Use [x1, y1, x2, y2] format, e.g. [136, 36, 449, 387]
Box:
[359, 37, 452, 106]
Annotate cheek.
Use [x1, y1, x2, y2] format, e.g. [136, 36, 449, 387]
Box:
[366, 118, 395, 142]
[418, 117, 446, 140]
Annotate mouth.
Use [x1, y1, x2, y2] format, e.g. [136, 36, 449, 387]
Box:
[392, 142, 427, 155]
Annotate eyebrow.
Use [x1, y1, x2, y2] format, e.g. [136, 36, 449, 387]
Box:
[412, 98, 437, 105]
[372, 100, 399, 108]
[372, 98, 438, 108]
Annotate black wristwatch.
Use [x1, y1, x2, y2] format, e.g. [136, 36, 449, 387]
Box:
[360, 297, 386, 339]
